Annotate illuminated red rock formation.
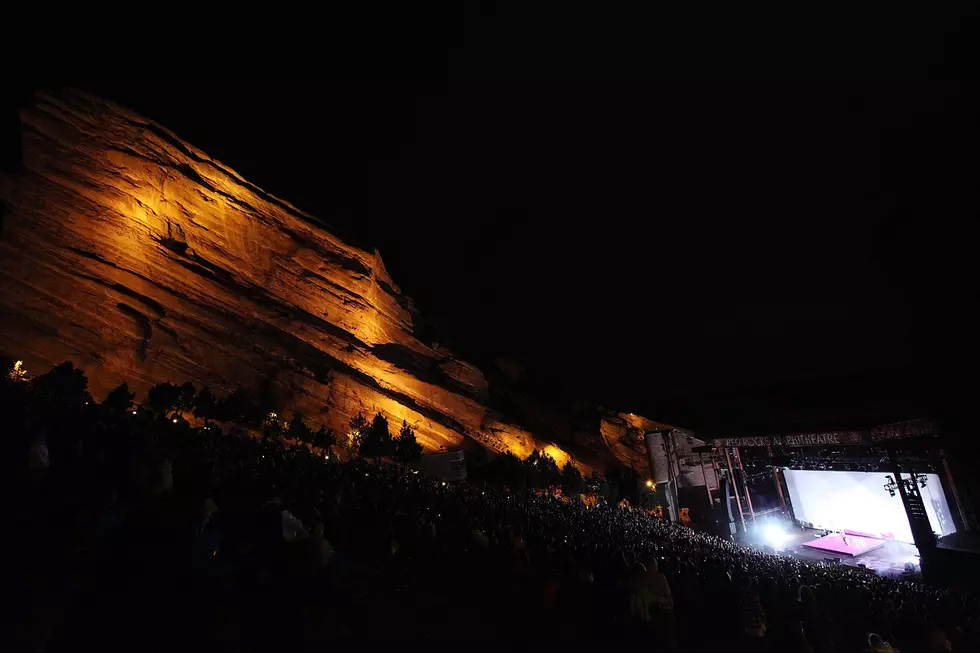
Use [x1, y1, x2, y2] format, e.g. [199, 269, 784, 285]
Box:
[0, 89, 681, 472]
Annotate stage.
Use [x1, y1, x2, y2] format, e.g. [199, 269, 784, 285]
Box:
[800, 531, 887, 556]
[695, 437, 977, 585]
[739, 524, 922, 579]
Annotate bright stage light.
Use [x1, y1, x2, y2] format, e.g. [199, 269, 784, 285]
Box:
[763, 524, 790, 548]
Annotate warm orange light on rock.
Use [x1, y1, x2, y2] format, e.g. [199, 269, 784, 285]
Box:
[0, 89, 682, 477]
[543, 444, 570, 468]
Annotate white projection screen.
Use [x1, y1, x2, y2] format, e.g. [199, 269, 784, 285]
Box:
[783, 469, 956, 544]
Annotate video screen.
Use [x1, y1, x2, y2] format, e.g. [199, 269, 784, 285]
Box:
[783, 469, 956, 544]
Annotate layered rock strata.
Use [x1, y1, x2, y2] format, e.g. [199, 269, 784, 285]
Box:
[0, 90, 685, 472]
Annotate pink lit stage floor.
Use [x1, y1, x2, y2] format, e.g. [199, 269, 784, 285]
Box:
[800, 533, 887, 556]
[740, 527, 921, 578]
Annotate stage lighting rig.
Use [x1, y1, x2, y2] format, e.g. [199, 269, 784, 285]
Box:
[884, 475, 897, 497]
[883, 472, 927, 497]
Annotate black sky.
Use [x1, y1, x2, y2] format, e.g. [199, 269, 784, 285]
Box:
[9, 5, 980, 428]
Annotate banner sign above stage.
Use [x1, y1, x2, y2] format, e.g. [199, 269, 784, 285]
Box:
[706, 418, 938, 448]
[708, 431, 867, 448]
[782, 431, 867, 446]
[870, 417, 938, 442]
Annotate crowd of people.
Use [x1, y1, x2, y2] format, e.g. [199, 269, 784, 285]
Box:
[5, 361, 978, 651]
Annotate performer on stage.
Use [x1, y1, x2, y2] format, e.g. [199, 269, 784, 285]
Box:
[831, 519, 849, 546]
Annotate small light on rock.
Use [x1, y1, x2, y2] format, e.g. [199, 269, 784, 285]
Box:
[173, 418, 178, 423]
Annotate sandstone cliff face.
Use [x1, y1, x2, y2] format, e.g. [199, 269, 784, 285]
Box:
[0, 90, 677, 472]
[0, 90, 493, 451]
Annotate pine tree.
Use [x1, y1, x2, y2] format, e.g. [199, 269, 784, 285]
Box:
[395, 420, 423, 464]
[560, 461, 585, 496]
[526, 448, 541, 466]
[360, 412, 392, 461]
[262, 411, 283, 442]
[502, 451, 522, 487]
[524, 449, 561, 489]
[346, 412, 369, 457]
[312, 424, 336, 454]
[288, 412, 314, 444]
[485, 451, 525, 489]
[538, 453, 561, 485]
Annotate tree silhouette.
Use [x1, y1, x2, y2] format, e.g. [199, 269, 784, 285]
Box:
[524, 449, 560, 489]
[288, 412, 314, 444]
[193, 387, 220, 423]
[605, 467, 634, 504]
[526, 448, 541, 466]
[31, 361, 90, 409]
[346, 412, 369, 457]
[102, 382, 135, 415]
[485, 451, 527, 489]
[27, 362, 91, 451]
[312, 424, 336, 454]
[360, 412, 392, 461]
[395, 420, 423, 464]
[603, 466, 654, 507]
[262, 412, 283, 441]
[220, 387, 264, 428]
[147, 382, 179, 418]
[146, 381, 194, 420]
[560, 461, 585, 496]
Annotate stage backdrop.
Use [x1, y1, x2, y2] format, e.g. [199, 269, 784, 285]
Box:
[783, 469, 956, 544]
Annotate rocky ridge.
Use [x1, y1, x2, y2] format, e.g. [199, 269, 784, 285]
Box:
[0, 90, 681, 471]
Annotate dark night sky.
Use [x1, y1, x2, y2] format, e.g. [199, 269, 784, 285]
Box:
[8, 5, 979, 428]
